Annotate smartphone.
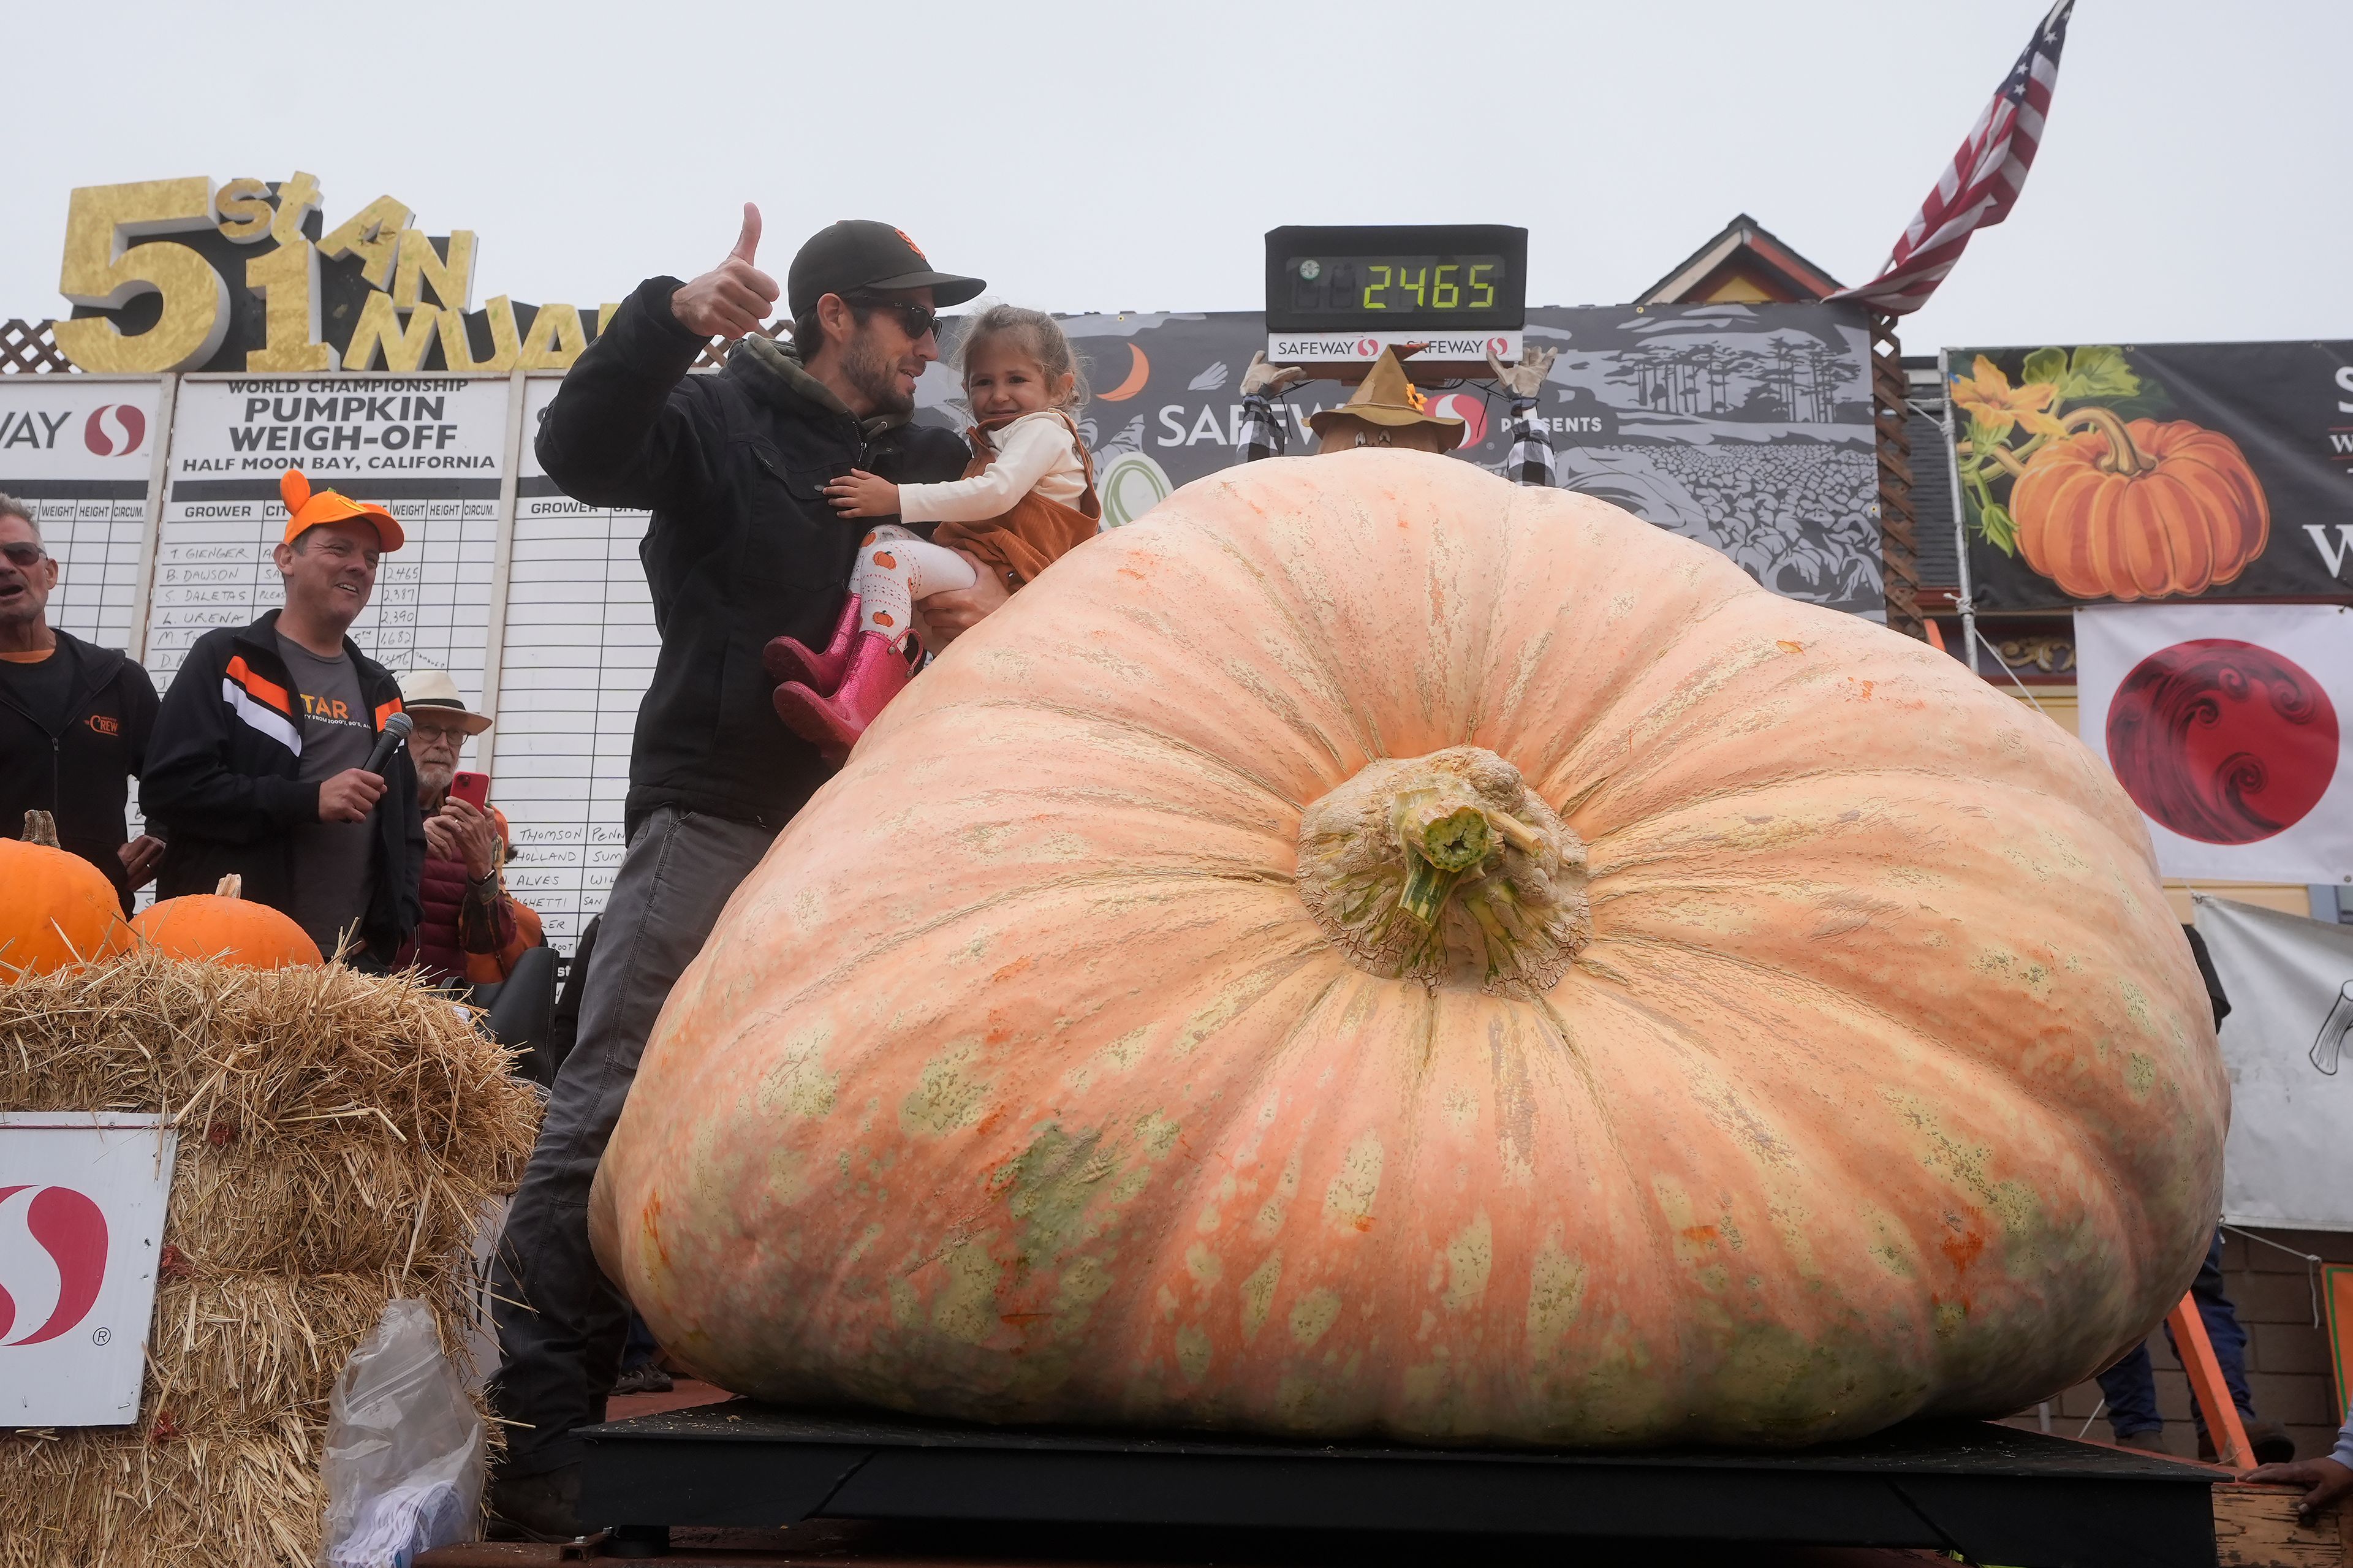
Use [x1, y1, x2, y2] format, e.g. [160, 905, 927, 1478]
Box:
[449, 771, 491, 811]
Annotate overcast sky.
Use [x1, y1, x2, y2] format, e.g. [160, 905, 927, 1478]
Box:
[9, 0, 2344, 360]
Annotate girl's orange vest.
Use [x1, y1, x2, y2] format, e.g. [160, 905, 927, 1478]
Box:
[932, 411, 1101, 587]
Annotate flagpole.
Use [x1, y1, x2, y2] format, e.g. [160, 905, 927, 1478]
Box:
[1939, 347, 1982, 676]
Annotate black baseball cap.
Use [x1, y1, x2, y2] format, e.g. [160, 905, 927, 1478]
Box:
[788, 221, 985, 324]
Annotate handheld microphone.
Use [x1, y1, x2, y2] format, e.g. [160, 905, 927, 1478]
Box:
[365, 711, 414, 777]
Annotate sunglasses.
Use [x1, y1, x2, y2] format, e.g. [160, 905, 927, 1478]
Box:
[847, 297, 940, 342]
[0, 542, 47, 568]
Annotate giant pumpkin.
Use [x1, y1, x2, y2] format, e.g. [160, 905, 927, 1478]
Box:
[2011, 410, 2268, 602]
[592, 454, 2225, 1449]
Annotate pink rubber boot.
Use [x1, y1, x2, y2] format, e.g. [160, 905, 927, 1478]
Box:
[762, 594, 862, 694]
[771, 631, 912, 766]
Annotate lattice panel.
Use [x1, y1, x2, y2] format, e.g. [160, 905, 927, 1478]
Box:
[0, 319, 75, 374]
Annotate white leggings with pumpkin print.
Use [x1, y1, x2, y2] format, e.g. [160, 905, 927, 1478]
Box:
[854, 526, 978, 651]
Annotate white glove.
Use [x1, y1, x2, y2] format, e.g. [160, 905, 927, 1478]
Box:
[1487, 344, 1559, 401]
[1241, 350, 1309, 399]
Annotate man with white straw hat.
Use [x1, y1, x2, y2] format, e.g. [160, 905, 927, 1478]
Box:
[389, 668, 542, 990]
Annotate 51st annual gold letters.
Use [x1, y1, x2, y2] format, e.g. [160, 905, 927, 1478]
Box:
[53, 174, 608, 376]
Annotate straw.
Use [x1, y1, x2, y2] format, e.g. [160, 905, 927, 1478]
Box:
[0, 952, 541, 1567]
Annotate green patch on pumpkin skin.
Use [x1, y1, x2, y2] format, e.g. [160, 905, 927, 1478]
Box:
[1063, 1027, 1151, 1095]
[1324, 1133, 1385, 1231]
[901, 1039, 990, 1136]
[1444, 1214, 1496, 1312]
[995, 1125, 1128, 1288]
[887, 1276, 920, 1327]
[931, 1242, 1001, 1344]
[1054, 1256, 1113, 1335]
[1175, 1324, 1212, 1383]
[1240, 1253, 1283, 1343]
[1254, 1154, 1302, 1238]
[1289, 1287, 1343, 1348]
[1526, 1247, 1588, 1363]
[2125, 1052, 2158, 1098]
[1185, 1243, 1223, 1289]
[757, 1025, 839, 1120]
[1135, 1110, 1183, 1161]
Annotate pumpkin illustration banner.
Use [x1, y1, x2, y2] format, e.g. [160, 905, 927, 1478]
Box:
[915, 303, 1884, 620]
[2074, 603, 2353, 884]
[2192, 895, 2353, 1233]
[1950, 340, 2353, 609]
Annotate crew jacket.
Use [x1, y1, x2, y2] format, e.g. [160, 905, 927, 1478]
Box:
[534, 277, 971, 832]
[140, 611, 425, 962]
[0, 629, 159, 912]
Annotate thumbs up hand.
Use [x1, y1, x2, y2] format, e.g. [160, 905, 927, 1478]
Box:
[670, 203, 782, 341]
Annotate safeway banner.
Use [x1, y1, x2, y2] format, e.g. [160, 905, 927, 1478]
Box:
[1951, 340, 2353, 609]
[920, 302, 1885, 620]
[0, 1113, 176, 1426]
[2075, 604, 2353, 884]
[2194, 896, 2353, 1232]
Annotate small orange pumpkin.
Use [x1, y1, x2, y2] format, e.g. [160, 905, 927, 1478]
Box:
[2011, 410, 2268, 601]
[0, 809, 132, 977]
[131, 874, 322, 969]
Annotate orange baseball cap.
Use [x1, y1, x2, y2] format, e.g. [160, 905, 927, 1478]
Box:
[280, 470, 404, 552]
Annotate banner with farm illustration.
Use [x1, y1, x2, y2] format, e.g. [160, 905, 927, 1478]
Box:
[1950, 339, 2353, 609]
[921, 302, 1884, 619]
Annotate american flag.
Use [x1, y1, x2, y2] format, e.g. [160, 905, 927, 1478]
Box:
[1833, 0, 2075, 314]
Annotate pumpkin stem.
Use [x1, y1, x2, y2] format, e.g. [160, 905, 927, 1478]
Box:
[2062, 405, 2153, 478]
[214, 874, 242, 900]
[23, 809, 58, 847]
[1297, 746, 1591, 996]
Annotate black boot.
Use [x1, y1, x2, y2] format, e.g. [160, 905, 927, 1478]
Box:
[487, 1463, 582, 1542]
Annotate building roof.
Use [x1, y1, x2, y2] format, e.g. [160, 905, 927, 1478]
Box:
[1637, 214, 1847, 306]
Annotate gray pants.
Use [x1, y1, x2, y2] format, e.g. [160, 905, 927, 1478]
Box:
[489, 806, 774, 1475]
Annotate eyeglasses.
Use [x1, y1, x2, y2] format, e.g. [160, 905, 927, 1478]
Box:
[847, 297, 940, 343]
[0, 542, 47, 568]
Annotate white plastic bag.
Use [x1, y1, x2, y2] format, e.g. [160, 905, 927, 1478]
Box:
[322, 1299, 485, 1568]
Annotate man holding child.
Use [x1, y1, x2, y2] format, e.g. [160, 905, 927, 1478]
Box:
[488, 206, 992, 1536]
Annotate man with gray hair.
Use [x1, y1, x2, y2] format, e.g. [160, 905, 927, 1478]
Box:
[0, 494, 161, 912]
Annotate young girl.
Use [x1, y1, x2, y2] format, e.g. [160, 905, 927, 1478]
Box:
[768, 305, 1099, 762]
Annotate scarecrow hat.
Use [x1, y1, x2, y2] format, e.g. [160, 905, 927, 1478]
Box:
[280, 469, 404, 552]
[1306, 346, 1466, 450]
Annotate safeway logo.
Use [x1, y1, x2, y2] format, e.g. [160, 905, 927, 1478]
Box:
[0, 1184, 109, 1346]
[83, 404, 145, 458]
[1356, 338, 1380, 357]
[1425, 392, 1490, 447]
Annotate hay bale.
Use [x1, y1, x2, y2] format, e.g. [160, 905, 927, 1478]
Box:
[0, 953, 540, 1567]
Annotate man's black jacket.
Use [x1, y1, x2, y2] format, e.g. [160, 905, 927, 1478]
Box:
[140, 611, 425, 961]
[535, 276, 971, 832]
[0, 629, 157, 912]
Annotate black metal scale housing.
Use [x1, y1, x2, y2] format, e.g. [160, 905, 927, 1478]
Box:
[577, 1401, 2223, 1567]
[1264, 225, 1528, 336]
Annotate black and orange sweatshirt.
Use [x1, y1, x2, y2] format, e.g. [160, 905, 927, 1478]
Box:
[140, 610, 424, 962]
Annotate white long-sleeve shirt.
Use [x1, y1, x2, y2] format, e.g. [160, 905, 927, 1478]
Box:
[896, 411, 1088, 525]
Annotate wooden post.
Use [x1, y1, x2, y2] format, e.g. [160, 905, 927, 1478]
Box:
[2173, 1290, 2256, 1471]
[1866, 310, 1923, 640]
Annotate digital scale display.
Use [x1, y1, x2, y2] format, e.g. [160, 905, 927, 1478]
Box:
[1265, 225, 1526, 335]
[1284, 254, 1509, 317]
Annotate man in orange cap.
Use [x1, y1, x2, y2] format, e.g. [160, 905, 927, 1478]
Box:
[142, 470, 425, 966]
